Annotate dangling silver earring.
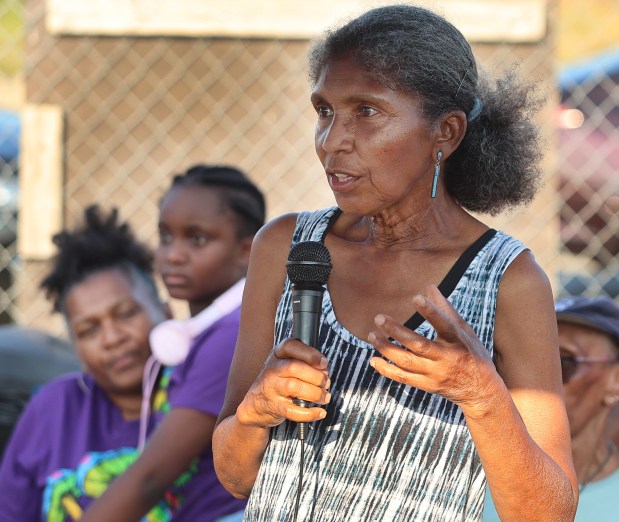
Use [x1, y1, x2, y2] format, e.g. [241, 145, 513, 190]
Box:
[431, 151, 442, 198]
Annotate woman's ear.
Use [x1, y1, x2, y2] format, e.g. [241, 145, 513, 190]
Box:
[435, 110, 467, 160]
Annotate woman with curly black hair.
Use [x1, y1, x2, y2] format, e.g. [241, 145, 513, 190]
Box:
[213, 5, 578, 521]
[0, 205, 168, 521]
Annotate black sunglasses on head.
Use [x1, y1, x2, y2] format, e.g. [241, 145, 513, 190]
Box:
[560, 354, 619, 384]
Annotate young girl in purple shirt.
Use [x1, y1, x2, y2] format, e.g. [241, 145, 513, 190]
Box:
[82, 165, 265, 522]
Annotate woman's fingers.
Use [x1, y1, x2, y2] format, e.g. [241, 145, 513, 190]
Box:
[410, 286, 465, 344]
[238, 338, 331, 428]
[371, 313, 435, 357]
[371, 285, 481, 358]
[273, 337, 329, 370]
[413, 286, 490, 359]
[270, 368, 331, 404]
[366, 285, 494, 398]
[270, 339, 330, 390]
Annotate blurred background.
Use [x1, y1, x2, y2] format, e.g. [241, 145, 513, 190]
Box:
[0, 0, 617, 457]
[0, 1, 617, 332]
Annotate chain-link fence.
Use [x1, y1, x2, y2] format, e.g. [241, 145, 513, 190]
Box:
[0, 0, 23, 325]
[0, 0, 617, 336]
[556, 51, 619, 299]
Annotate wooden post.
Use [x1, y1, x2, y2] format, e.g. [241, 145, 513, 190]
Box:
[18, 104, 64, 260]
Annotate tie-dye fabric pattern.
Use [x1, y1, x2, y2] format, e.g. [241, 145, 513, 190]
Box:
[244, 207, 527, 522]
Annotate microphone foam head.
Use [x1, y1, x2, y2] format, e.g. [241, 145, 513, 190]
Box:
[286, 241, 332, 285]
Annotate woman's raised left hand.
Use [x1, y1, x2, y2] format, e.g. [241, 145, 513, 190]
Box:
[367, 284, 501, 410]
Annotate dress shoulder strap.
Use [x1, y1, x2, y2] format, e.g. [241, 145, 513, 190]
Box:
[403, 229, 497, 331]
[321, 207, 342, 242]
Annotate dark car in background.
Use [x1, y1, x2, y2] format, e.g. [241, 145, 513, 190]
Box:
[0, 325, 80, 457]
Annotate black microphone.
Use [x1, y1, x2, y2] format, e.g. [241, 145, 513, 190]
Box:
[286, 240, 332, 440]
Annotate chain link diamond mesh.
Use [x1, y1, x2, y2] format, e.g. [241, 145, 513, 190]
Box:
[0, 0, 617, 335]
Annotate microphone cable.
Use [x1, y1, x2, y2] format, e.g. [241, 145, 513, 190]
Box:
[292, 396, 309, 522]
[293, 437, 306, 522]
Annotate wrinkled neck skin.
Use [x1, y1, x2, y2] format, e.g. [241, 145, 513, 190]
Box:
[360, 193, 477, 251]
[571, 408, 618, 484]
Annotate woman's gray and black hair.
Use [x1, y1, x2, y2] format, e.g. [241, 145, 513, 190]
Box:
[41, 205, 161, 315]
[170, 164, 266, 237]
[308, 4, 544, 215]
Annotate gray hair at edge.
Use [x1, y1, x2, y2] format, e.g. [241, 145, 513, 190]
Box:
[308, 4, 544, 215]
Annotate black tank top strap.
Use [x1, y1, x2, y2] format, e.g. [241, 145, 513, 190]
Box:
[403, 228, 498, 331]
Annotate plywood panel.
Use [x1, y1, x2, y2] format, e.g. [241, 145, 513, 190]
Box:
[18, 104, 64, 260]
[46, 0, 547, 42]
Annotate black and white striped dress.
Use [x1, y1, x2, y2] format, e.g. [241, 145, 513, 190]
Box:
[244, 207, 527, 522]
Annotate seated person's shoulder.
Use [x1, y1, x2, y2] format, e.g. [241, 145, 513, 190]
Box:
[3, 373, 89, 451]
[26, 372, 91, 412]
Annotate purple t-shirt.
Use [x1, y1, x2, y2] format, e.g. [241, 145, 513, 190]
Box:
[150, 306, 246, 521]
[0, 373, 159, 521]
[0, 308, 245, 522]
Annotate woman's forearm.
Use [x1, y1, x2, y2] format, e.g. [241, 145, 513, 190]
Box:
[463, 380, 577, 522]
[213, 414, 271, 498]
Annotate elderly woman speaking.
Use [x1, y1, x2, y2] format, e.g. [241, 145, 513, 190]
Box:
[213, 4, 577, 521]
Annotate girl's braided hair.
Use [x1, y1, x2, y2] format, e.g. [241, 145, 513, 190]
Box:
[170, 164, 266, 236]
